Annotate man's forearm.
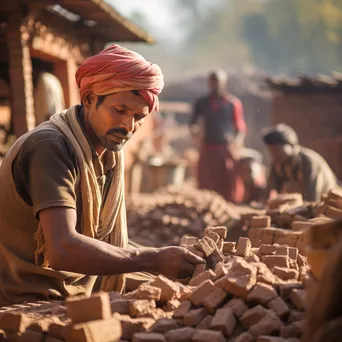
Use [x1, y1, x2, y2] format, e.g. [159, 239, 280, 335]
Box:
[51, 232, 158, 275]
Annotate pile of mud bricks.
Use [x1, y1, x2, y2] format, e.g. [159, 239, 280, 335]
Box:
[127, 185, 239, 247]
[2, 189, 342, 341]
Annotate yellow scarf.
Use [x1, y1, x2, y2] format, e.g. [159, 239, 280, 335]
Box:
[34, 106, 128, 292]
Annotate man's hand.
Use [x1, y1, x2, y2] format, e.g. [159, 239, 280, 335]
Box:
[153, 246, 205, 279]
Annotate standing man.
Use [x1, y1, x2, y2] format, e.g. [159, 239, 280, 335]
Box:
[0, 44, 204, 306]
[262, 123, 338, 201]
[189, 69, 247, 203]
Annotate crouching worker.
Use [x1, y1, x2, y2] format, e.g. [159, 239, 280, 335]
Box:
[262, 123, 338, 202]
[0, 44, 204, 306]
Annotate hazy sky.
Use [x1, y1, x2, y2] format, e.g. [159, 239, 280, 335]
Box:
[108, 1, 177, 39]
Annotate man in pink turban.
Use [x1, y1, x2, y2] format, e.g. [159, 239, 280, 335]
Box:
[0, 44, 204, 306]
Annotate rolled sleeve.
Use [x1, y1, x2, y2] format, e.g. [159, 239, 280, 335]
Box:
[14, 136, 78, 218]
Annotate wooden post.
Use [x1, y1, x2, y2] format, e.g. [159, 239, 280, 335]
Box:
[6, 11, 35, 136]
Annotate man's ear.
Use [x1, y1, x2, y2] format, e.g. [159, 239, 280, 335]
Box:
[83, 93, 97, 109]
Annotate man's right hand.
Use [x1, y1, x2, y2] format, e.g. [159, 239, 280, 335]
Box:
[152, 246, 205, 279]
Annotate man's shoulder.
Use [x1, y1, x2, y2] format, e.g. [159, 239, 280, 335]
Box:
[227, 94, 242, 106]
[299, 147, 328, 166]
[17, 127, 75, 161]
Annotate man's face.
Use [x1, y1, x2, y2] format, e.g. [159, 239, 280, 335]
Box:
[267, 144, 293, 164]
[86, 91, 150, 152]
[208, 75, 226, 94]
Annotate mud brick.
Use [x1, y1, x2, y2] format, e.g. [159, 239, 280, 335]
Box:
[216, 239, 223, 252]
[280, 321, 303, 338]
[288, 310, 305, 323]
[190, 280, 214, 307]
[189, 270, 215, 287]
[210, 308, 236, 337]
[290, 289, 307, 311]
[214, 263, 228, 279]
[223, 259, 257, 298]
[133, 332, 166, 342]
[129, 300, 156, 317]
[247, 253, 260, 263]
[292, 221, 311, 231]
[145, 308, 168, 320]
[0, 313, 31, 333]
[111, 300, 132, 315]
[151, 319, 178, 334]
[48, 322, 67, 340]
[204, 231, 220, 244]
[251, 216, 271, 228]
[204, 227, 227, 239]
[223, 242, 236, 253]
[239, 305, 267, 329]
[262, 255, 290, 269]
[66, 292, 111, 324]
[150, 276, 180, 302]
[278, 283, 303, 300]
[173, 301, 192, 318]
[258, 245, 276, 256]
[192, 264, 206, 279]
[250, 238, 262, 248]
[248, 229, 263, 244]
[193, 236, 217, 257]
[202, 287, 228, 313]
[297, 254, 307, 267]
[275, 246, 289, 256]
[180, 236, 199, 247]
[325, 205, 342, 220]
[236, 237, 252, 258]
[248, 312, 283, 337]
[125, 284, 161, 301]
[164, 327, 195, 342]
[191, 329, 225, 342]
[118, 316, 155, 341]
[196, 315, 213, 330]
[179, 285, 193, 301]
[256, 265, 280, 286]
[163, 299, 180, 312]
[223, 298, 248, 318]
[184, 308, 208, 327]
[235, 332, 255, 342]
[247, 283, 278, 305]
[66, 317, 121, 342]
[272, 267, 299, 281]
[268, 297, 289, 319]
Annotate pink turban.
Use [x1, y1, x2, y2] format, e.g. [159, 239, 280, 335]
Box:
[75, 44, 164, 112]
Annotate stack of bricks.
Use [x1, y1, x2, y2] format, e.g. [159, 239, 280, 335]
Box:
[0, 227, 309, 341]
[126, 185, 240, 247]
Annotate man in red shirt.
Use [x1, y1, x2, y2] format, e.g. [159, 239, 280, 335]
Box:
[189, 70, 246, 203]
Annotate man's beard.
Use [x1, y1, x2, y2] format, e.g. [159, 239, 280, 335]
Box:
[100, 127, 133, 152]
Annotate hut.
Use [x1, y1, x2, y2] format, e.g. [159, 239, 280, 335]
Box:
[0, 0, 156, 191]
[0, 0, 154, 136]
